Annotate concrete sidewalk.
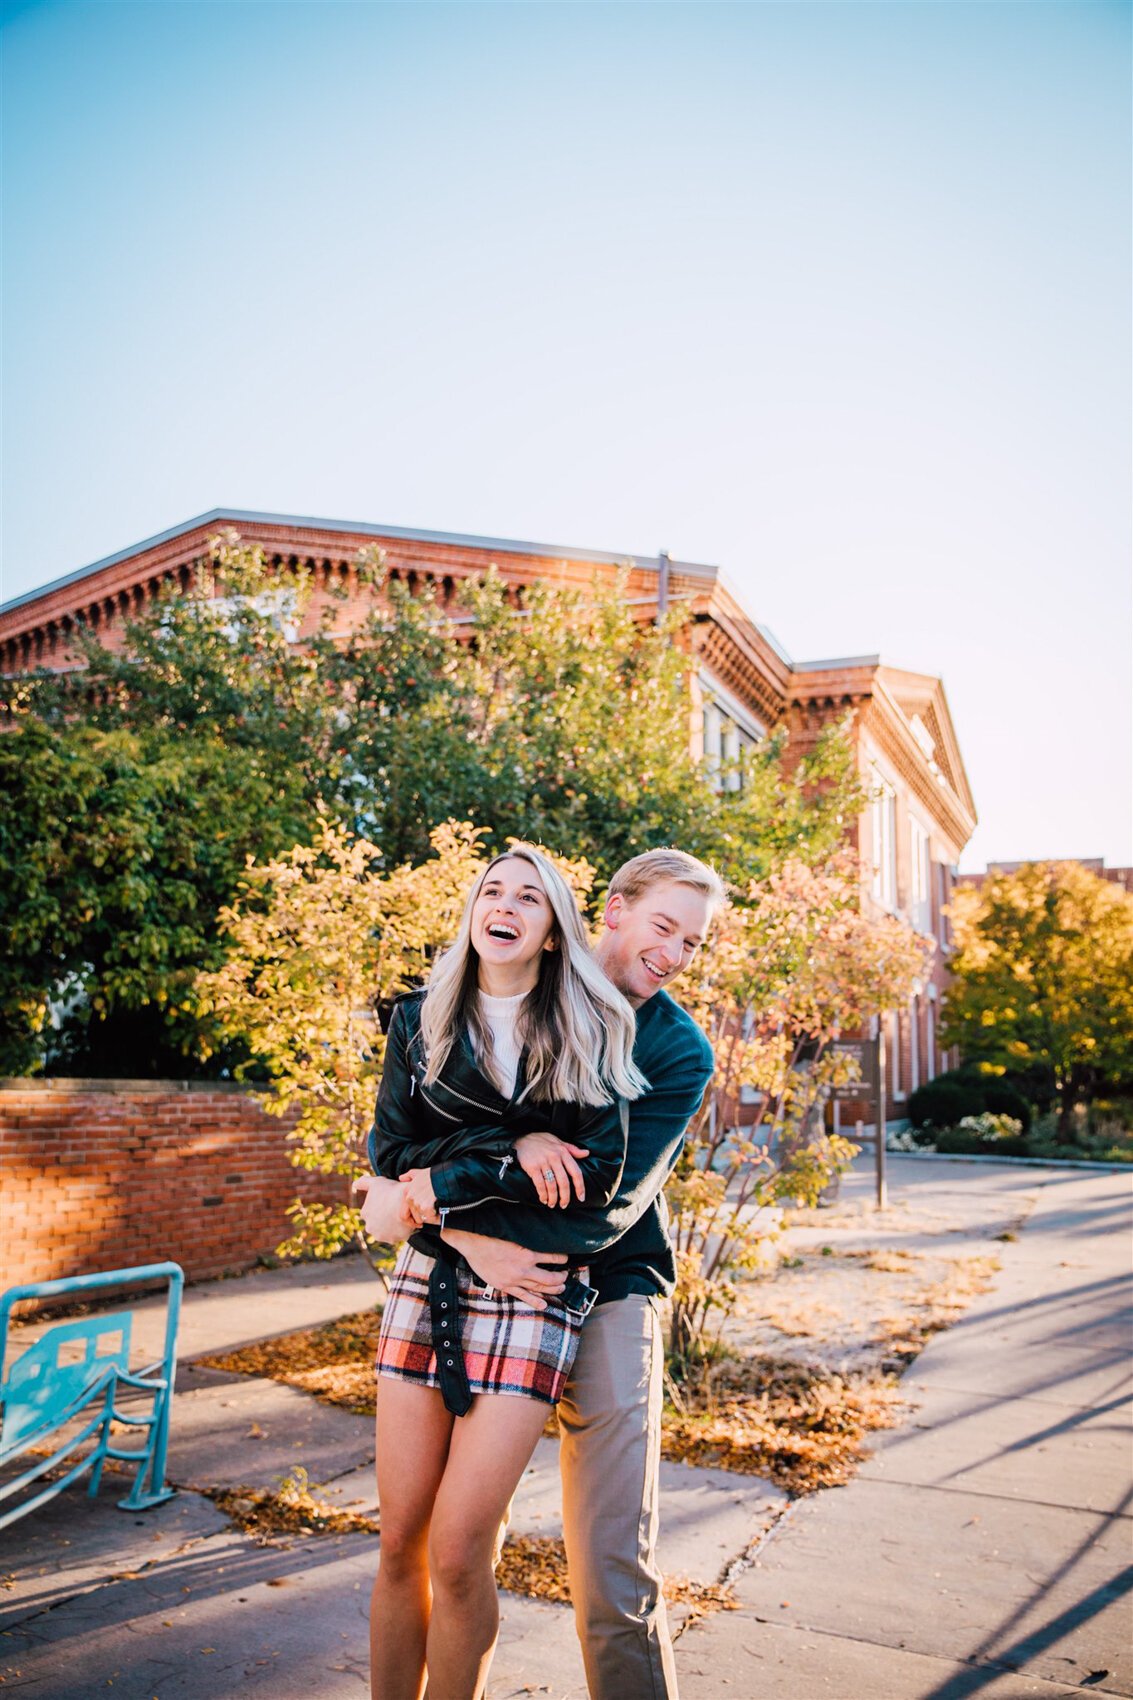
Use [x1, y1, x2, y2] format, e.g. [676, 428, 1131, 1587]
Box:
[1, 1156, 1129, 1698]
[678, 1161, 1133, 1700]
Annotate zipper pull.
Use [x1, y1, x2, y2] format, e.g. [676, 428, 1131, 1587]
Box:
[410, 1074, 416, 1098]
[497, 1152, 515, 1180]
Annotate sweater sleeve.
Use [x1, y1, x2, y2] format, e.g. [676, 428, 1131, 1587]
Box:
[429, 1094, 627, 1213]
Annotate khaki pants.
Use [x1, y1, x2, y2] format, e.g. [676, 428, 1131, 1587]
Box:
[558, 1295, 679, 1700]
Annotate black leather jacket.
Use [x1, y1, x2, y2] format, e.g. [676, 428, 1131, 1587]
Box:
[367, 989, 628, 1262]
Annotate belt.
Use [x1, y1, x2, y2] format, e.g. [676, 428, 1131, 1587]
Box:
[425, 1242, 599, 1419]
[427, 1242, 472, 1418]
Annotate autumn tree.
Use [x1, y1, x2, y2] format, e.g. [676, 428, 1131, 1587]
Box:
[197, 819, 597, 1265]
[666, 853, 934, 1367]
[942, 861, 1133, 1136]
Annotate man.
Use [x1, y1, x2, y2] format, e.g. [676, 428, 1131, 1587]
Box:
[358, 848, 723, 1699]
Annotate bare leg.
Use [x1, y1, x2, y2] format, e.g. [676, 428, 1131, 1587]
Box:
[425, 1394, 550, 1700]
[371, 1379, 454, 1700]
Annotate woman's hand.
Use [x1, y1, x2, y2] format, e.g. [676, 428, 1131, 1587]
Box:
[398, 1167, 439, 1226]
[514, 1132, 590, 1208]
[352, 1175, 413, 1245]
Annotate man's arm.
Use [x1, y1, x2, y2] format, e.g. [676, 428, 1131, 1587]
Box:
[441, 1053, 711, 1256]
[440, 1226, 569, 1310]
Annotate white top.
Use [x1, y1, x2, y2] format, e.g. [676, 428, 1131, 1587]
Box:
[476, 989, 526, 1098]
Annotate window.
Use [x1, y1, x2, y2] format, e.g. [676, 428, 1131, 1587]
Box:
[703, 701, 723, 789]
[870, 771, 897, 909]
[936, 862, 952, 947]
[722, 718, 741, 792]
[910, 816, 931, 934]
[697, 671, 764, 793]
[910, 996, 921, 1094]
[926, 992, 937, 1081]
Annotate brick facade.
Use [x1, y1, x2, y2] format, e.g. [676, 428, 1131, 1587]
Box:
[0, 1079, 344, 1290]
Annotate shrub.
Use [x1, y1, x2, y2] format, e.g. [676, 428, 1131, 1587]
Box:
[935, 1113, 1029, 1158]
[907, 1076, 983, 1130]
[982, 1082, 1032, 1133]
[908, 1070, 1032, 1134]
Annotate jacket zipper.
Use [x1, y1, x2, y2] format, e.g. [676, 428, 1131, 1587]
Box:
[411, 1029, 511, 1121]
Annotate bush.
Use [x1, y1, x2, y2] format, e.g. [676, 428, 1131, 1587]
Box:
[907, 1076, 984, 1130]
[935, 1113, 1029, 1158]
[908, 1069, 1032, 1134]
[982, 1082, 1032, 1133]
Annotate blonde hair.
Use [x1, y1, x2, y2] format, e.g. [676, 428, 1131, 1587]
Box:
[608, 848, 727, 911]
[421, 845, 647, 1107]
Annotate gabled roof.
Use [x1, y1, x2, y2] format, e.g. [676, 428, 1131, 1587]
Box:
[0, 508, 717, 619]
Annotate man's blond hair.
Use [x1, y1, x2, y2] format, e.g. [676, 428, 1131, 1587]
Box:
[608, 848, 727, 911]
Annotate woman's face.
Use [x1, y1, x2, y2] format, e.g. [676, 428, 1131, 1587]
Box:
[471, 856, 557, 972]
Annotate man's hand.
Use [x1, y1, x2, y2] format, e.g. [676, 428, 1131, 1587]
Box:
[514, 1132, 589, 1207]
[399, 1167, 439, 1226]
[442, 1228, 568, 1311]
[351, 1175, 413, 1245]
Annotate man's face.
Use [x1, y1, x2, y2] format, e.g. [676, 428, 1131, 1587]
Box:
[598, 879, 713, 1007]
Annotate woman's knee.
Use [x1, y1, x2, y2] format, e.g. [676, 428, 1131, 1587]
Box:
[429, 1523, 498, 1600]
[378, 1515, 431, 1581]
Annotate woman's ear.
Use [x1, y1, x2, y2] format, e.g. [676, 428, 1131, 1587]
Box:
[542, 934, 559, 953]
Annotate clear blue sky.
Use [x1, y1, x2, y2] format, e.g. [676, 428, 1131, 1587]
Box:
[3, 0, 1130, 870]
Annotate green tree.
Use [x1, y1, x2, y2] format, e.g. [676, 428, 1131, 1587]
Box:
[0, 720, 318, 1075]
[942, 862, 1133, 1136]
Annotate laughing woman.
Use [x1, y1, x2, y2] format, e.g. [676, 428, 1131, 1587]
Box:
[366, 844, 646, 1700]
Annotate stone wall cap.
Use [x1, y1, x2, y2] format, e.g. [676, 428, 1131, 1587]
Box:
[0, 1076, 253, 1094]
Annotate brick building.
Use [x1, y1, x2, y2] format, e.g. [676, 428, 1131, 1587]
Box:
[1, 508, 977, 1121]
[957, 859, 1133, 896]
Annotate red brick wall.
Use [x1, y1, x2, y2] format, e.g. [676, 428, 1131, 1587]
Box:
[0, 1079, 346, 1290]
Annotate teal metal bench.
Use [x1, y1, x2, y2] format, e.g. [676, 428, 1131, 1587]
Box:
[0, 1262, 183, 1531]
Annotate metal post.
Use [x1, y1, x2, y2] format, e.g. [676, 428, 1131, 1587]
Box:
[875, 1022, 888, 1210]
[656, 550, 671, 621]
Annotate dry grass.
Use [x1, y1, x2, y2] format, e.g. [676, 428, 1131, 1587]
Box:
[660, 1355, 907, 1495]
[724, 1247, 1000, 1376]
[493, 1534, 737, 1620]
[197, 1310, 384, 1414]
[208, 1467, 380, 1543]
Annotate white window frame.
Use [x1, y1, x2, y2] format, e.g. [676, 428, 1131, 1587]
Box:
[870, 769, 898, 910]
[910, 815, 931, 935]
[697, 671, 764, 794]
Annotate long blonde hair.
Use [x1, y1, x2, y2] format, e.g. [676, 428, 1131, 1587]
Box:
[421, 845, 647, 1106]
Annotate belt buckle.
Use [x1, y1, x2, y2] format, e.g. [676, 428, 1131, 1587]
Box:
[564, 1277, 598, 1319]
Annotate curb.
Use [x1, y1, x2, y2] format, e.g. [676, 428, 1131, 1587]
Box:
[882, 1148, 1131, 1173]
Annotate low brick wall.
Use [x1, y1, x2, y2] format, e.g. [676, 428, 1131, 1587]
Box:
[0, 1079, 345, 1290]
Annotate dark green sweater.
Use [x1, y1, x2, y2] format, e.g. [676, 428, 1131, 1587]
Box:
[443, 989, 714, 1304]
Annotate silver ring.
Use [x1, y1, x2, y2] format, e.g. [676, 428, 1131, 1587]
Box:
[543, 1169, 555, 1183]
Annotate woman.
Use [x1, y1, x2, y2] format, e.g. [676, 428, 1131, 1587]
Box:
[367, 844, 646, 1700]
